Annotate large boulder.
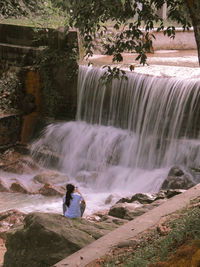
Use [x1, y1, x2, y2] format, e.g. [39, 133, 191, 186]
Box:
[108, 202, 147, 220]
[0, 149, 38, 174]
[3, 212, 116, 267]
[108, 189, 185, 220]
[10, 181, 30, 194]
[117, 193, 158, 204]
[0, 209, 25, 239]
[161, 166, 195, 190]
[33, 170, 69, 185]
[38, 183, 65, 196]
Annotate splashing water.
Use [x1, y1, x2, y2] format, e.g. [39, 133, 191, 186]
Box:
[29, 66, 200, 215]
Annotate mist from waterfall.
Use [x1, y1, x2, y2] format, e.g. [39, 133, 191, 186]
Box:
[31, 65, 200, 199]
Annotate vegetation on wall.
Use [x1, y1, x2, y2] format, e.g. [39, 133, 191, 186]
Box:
[0, 70, 23, 114]
[66, 0, 200, 66]
[34, 44, 78, 118]
[0, 0, 43, 18]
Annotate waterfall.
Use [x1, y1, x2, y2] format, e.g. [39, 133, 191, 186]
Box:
[31, 65, 200, 194]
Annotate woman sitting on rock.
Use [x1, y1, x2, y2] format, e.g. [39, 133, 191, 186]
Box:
[63, 183, 86, 218]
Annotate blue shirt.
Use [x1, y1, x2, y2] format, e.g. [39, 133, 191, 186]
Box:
[63, 193, 82, 218]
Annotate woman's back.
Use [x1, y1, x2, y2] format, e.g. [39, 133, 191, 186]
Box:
[63, 192, 82, 218]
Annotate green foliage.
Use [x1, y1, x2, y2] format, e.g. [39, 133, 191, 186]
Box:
[102, 206, 200, 267]
[66, 0, 192, 65]
[0, 71, 23, 113]
[101, 66, 128, 86]
[0, 0, 43, 18]
[34, 45, 78, 117]
[0, 0, 69, 29]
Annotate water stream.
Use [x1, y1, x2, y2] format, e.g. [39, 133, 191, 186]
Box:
[1, 65, 200, 216]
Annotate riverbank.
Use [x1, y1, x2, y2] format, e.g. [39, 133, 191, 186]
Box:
[54, 184, 200, 267]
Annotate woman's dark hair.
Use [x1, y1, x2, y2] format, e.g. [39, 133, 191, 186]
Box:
[65, 184, 75, 207]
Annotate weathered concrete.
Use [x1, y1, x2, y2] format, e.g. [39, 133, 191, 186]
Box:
[152, 29, 197, 50]
[0, 23, 73, 48]
[53, 183, 200, 267]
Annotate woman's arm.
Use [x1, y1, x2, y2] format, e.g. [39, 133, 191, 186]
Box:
[75, 187, 86, 204]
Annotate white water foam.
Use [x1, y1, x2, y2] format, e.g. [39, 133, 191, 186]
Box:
[28, 66, 200, 215]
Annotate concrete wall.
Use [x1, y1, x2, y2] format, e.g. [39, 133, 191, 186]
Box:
[152, 29, 196, 50]
[0, 23, 79, 145]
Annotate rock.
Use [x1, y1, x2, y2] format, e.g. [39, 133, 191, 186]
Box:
[154, 190, 166, 200]
[108, 193, 170, 221]
[99, 214, 128, 226]
[0, 209, 25, 240]
[130, 193, 158, 204]
[117, 193, 157, 204]
[161, 166, 195, 190]
[3, 212, 115, 267]
[0, 179, 9, 192]
[33, 170, 69, 185]
[165, 189, 186, 199]
[108, 202, 146, 220]
[116, 197, 131, 203]
[87, 210, 128, 226]
[10, 181, 30, 194]
[105, 194, 119, 205]
[1, 158, 38, 174]
[168, 166, 184, 176]
[38, 183, 65, 196]
[0, 149, 38, 174]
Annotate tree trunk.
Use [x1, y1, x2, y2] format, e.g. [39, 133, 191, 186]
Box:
[192, 24, 200, 66]
[185, 0, 200, 66]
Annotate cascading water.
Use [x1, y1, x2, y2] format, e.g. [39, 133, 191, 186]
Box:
[30, 65, 200, 214]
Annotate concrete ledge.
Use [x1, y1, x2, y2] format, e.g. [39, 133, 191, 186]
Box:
[0, 24, 77, 49]
[0, 42, 42, 65]
[53, 184, 200, 267]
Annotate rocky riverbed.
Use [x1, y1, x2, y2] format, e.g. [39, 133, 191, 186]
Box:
[0, 146, 199, 266]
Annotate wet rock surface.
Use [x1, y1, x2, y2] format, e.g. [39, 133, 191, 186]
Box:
[0, 148, 38, 174]
[10, 181, 30, 194]
[33, 170, 69, 185]
[3, 212, 118, 267]
[38, 183, 65, 197]
[0, 209, 25, 240]
[108, 190, 185, 220]
[161, 166, 195, 190]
